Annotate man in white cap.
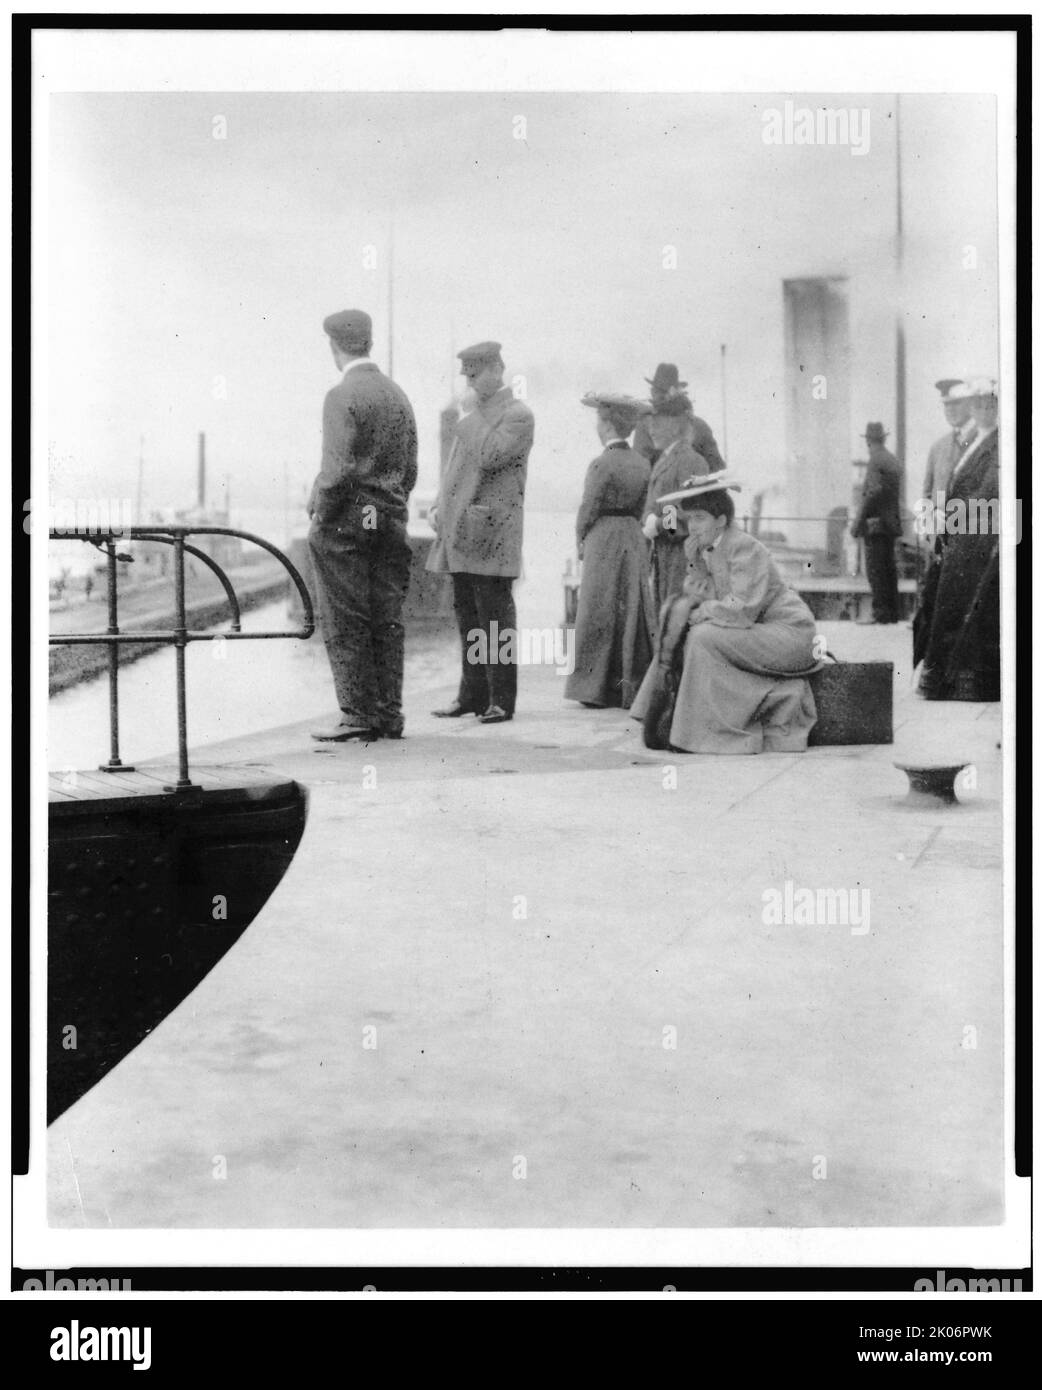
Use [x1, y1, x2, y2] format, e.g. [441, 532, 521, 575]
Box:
[427, 342, 535, 723]
[914, 377, 1000, 701]
[922, 378, 977, 522]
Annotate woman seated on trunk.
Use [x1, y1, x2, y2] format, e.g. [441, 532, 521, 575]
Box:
[631, 474, 821, 754]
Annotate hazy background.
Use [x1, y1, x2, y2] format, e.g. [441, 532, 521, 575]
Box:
[46, 91, 999, 523]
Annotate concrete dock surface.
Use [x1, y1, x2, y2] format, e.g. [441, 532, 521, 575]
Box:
[48, 621, 1004, 1228]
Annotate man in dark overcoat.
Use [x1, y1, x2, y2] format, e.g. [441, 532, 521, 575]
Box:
[850, 421, 903, 624]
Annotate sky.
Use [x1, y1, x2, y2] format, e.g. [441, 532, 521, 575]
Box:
[44, 90, 999, 522]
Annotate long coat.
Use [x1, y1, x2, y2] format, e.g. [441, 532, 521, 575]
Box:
[426, 386, 535, 578]
[922, 426, 976, 509]
[914, 428, 1000, 701]
[564, 443, 653, 708]
[852, 443, 903, 538]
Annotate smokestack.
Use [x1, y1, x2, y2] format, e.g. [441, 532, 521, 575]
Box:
[197, 432, 206, 510]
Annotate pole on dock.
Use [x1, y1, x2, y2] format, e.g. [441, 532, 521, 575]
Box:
[98, 538, 133, 772]
[720, 343, 729, 461]
[170, 535, 194, 791]
[135, 435, 144, 528]
[198, 432, 207, 511]
[894, 95, 907, 510]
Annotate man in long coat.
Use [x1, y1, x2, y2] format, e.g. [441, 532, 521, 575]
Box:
[307, 308, 418, 740]
[632, 363, 725, 471]
[922, 378, 977, 514]
[914, 380, 1000, 701]
[427, 341, 535, 723]
[850, 421, 903, 624]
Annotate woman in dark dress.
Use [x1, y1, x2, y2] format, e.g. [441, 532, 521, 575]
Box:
[564, 393, 655, 708]
[914, 379, 1000, 701]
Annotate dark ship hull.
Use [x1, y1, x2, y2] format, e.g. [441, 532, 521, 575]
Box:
[48, 770, 307, 1123]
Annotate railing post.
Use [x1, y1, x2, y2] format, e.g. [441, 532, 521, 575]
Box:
[171, 534, 194, 791]
[98, 538, 134, 772]
[52, 523, 314, 791]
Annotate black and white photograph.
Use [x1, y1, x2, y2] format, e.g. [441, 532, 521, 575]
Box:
[13, 17, 1029, 1320]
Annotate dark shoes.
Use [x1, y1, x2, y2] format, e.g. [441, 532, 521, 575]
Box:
[311, 716, 404, 741]
[431, 699, 482, 718]
[311, 721, 378, 742]
[431, 699, 513, 724]
[477, 705, 512, 724]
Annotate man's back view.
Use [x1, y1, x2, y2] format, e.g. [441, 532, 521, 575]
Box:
[308, 309, 418, 740]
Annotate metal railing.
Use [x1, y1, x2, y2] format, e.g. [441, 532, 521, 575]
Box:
[49, 526, 315, 792]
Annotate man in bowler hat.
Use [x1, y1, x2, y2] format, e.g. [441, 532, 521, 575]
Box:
[632, 363, 725, 471]
[307, 309, 418, 739]
[427, 341, 535, 724]
[850, 421, 903, 624]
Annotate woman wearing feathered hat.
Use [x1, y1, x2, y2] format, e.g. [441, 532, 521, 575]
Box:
[564, 393, 655, 708]
[630, 474, 821, 753]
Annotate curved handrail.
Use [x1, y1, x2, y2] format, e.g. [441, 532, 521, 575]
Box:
[49, 525, 314, 643]
[125, 533, 243, 632]
[48, 525, 317, 789]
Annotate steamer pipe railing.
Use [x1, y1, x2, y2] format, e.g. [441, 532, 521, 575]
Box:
[49, 526, 315, 792]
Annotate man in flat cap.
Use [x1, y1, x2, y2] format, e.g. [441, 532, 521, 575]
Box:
[632, 363, 725, 471]
[640, 392, 710, 611]
[922, 378, 977, 522]
[427, 342, 535, 723]
[850, 421, 903, 624]
[307, 308, 418, 740]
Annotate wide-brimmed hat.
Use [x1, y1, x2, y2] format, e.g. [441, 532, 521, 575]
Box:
[657, 470, 742, 507]
[645, 363, 688, 393]
[581, 391, 651, 416]
[863, 422, 888, 443]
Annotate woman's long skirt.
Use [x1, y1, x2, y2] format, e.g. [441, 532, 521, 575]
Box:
[564, 516, 654, 708]
[631, 602, 818, 753]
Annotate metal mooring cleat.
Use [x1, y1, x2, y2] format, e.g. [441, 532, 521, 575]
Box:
[893, 761, 969, 806]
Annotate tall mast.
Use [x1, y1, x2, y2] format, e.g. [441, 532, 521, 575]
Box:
[895, 94, 906, 503]
[387, 213, 395, 381]
[135, 434, 144, 524]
